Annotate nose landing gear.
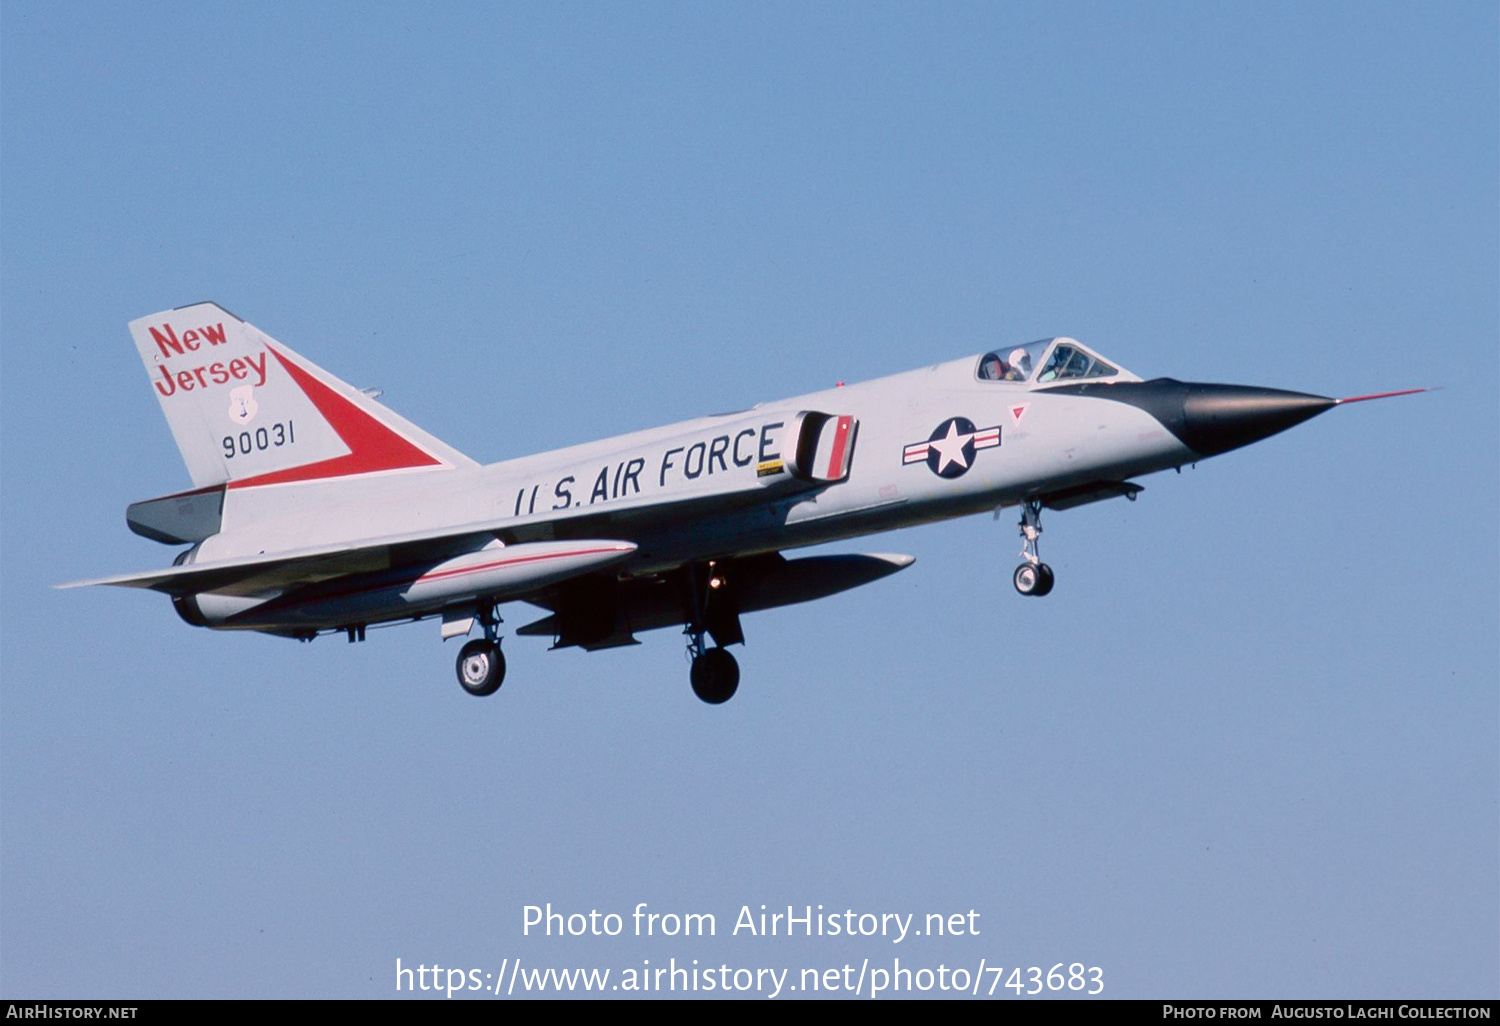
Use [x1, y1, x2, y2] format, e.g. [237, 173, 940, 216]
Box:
[1013, 498, 1055, 597]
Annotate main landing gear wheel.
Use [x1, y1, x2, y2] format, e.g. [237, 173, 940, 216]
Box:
[1013, 562, 1055, 597]
[690, 647, 740, 705]
[456, 638, 506, 696]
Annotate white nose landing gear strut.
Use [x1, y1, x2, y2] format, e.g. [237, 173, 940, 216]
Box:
[1013, 498, 1055, 597]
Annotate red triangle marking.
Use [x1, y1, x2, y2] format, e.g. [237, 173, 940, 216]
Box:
[228, 345, 443, 489]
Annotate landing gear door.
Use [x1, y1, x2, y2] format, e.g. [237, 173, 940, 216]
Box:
[784, 412, 858, 483]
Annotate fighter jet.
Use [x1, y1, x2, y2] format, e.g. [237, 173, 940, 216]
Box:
[62, 302, 1424, 704]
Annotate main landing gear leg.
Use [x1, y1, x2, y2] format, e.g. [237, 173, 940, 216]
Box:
[683, 563, 740, 704]
[456, 607, 506, 697]
[1013, 498, 1055, 597]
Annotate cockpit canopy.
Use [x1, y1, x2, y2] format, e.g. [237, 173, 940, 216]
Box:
[976, 337, 1126, 384]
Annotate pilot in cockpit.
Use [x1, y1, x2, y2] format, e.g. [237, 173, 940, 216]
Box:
[1006, 347, 1031, 381]
[980, 353, 1009, 381]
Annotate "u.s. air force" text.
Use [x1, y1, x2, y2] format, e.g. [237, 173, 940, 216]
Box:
[510, 421, 784, 516]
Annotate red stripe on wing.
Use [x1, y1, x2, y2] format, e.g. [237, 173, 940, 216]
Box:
[416, 546, 629, 584]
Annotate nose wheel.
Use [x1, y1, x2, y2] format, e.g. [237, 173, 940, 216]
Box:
[1013, 561, 1054, 596]
[1013, 498, 1055, 597]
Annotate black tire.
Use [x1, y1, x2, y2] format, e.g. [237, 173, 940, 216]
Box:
[456, 639, 505, 696]
[1033, 563, 1055, 597]
[690, 647, 740, 704]
[1013, 563, 1041, 596]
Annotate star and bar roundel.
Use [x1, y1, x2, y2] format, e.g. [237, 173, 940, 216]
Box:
[902, 417, 1001, 478]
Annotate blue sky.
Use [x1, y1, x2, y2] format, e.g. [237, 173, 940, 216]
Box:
[2, 1, 1495, 999]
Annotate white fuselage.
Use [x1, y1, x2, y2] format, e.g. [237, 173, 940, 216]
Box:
[196, 353, 1191, 581]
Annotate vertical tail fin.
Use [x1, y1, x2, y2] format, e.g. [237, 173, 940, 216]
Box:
[130, 302, 475, 489]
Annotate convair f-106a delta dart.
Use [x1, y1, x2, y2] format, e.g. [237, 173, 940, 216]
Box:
[63, 302, 1425, 704]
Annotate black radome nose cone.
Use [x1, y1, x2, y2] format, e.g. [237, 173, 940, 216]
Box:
[1177, 383, 1336, 456]
[1041, 378, 1338, 457]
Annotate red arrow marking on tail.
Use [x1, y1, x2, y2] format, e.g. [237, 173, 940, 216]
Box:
[228, 344, 444, 489]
